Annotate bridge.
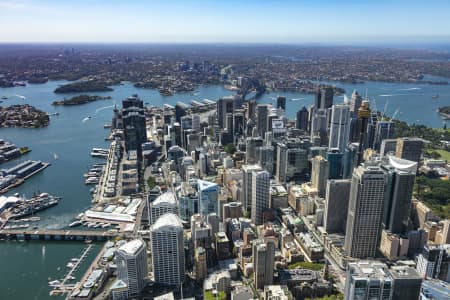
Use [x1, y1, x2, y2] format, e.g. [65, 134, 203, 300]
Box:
[0, 229, 120, 242]
[237, 77, 266, 100]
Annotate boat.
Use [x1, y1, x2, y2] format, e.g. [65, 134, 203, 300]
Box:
[49, 112, 59, 116]
[70, 258, 79, 262]
[103, 124, 112, 129]
[48, 280, 61, 286]
[1, 96, 7, 100]
[432, 94, 439, 99]
[66, 262, 75, 268]
[69, 220, 82, 228]
[101, 223, 111, 228]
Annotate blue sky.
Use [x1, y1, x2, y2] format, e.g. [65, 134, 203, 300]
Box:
[0, 0, 449, 43]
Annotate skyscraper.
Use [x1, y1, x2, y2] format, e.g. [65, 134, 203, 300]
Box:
[355, 100, 371, 167]
[258, 146, 274, 175]
[251, 170, 270, 225]
[315, 87, 333, 110]
[257, 104, 269, 138]
[253, 239, 275, 289]
[373, 121, 395, 151]
[311, 156, 329, 198]
[122, 95, 147, 158]
[276, 96, 286, 110]
[349, 90, 362, 117]
[246, 136, 264, 164]
[328, 104, 350, 153]
[296, 106, 309, 131]
[326, 148, 344, 179]
[116, 239, 148, 297]
[241, 164, 263, 213]
[198, 179, 219, 216]
[149, 191, 179, 225]
[150, 213, 185, 286]
[344, 165, 387, 259]
[395, 137, 423, 167]
[324, 179, 351, 233]
[382, 156, 417, 234]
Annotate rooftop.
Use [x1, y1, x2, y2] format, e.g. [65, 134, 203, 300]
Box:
[118, 239, 144, 255]
[152, 191, 177, 206]
[152, 213, 183, 231]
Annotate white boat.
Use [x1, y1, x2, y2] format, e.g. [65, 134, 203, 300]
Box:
[66, 262, 75, 268]
[101, 223, 111, 228]
[48, 280, 61, 286]
[69, 220, 82, 228]
[70, 258, 79, 262]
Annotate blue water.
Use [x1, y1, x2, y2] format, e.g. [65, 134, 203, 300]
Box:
[0, 78, 449, 299]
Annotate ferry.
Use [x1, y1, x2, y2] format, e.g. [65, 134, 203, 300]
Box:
[103, 123, 112, 129]
[432, 93, 439, 99]
[48, 280, 61, 287]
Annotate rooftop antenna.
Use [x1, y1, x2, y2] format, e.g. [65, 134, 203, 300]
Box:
[383, 100, 389, 120]
[365, 88, 368, 100]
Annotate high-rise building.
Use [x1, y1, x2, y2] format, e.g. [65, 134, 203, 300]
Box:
[116, 239, 148, 297]
[198, 179, 219, 216]
[390, 265, 423, 300]
[328, 104, 350, 153]
[195, 247, 207, 281]
[217, 95, 243, 128]
[276, 96, 286, 110]
[416, 244, 450, 281]
[349, 90, 363, 117]
[251, 170, 270, 225]
[344, 261, 392, 300]
[373, 121, 395, 151]
[382, 156, 417, 234]
[344, 165, 387, 258]
[355, 100, 371, 167]
[122, 95, 147, 158]
[257, 104, 269, 138]
[175, 102, 187, 123]
[276, 143, 308, 183]
[315, 87, 333, 110]
[310, 109, 328, 145]
[253, 239, 275, 289]
[149, 191, 179, 225]
[241, 164, 263, 212]
[395, 137, 423, 167]
[380, 139, 397, 158]
[258, 146, 274, 175]
[324, 179, 351, 233]
[296, 106, 309, 131]
[311, 156, 329, 198]
[246, 136, 264, 164]
[150, 213, 185, 286]
[327, 148, 344, 179]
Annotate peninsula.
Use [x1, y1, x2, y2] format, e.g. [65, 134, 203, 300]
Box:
[54, 81, 113, 94]
[0, 105, 49, 128]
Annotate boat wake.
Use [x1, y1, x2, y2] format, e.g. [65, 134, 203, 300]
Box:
[291, 98, 304, 101]
[15, 94, 26, 100]
[398, 87, 421, 91]
[82, 117, 90, 123]
[378, 93, 411, 97]
[94, 104, 115, 114]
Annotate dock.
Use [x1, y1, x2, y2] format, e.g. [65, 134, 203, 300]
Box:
[0, 229, 120, 242]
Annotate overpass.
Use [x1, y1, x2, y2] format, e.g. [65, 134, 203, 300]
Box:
[0, 229, 121, 242]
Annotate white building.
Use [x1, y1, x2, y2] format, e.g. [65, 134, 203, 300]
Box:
[251, 170, 270, 225]
[115, 239, 148, 297]
[328, 104, 350, 153]
[149, 191, 178, 225]
[150, 213, 185, 285]
[198, 179, 219, 216]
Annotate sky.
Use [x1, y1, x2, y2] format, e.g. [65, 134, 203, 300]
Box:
[0, 0, 450, 44]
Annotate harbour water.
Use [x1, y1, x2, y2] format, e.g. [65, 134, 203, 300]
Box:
[0, 78, 449, 299]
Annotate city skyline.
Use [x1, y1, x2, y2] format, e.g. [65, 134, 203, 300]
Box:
[1, 0, 450, 44]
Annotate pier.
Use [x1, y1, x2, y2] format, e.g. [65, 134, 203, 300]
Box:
[0, 229, 120, 242]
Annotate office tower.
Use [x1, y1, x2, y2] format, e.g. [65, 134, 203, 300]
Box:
[382, 156, 417, 234]
[122, 95, 147, 158]
[327, 148, 343, 179]
[251, 170, 270, 225]
[175, 103, 186, 122]
[276, 96, 286, 110]
[241, 165, 262, 212]
[198, 179, 219, 216]
[315, 87, 334, 110]
[324, 179, 351, 233]
[246, 137, 264, 164]
[149, 191, 179, 225]
[344, 165, 387, 258]
[253, 239, 275, 289]
[365, 112, 378, 150]
[116, 239, 148, 297]
[257, 104, 269, 137]
[344, 261, 392, 300]
[233, 111, 245, 136]
[329, 104, 350, 153]
[390, 266, 423, 300]
[355, 100, 371, 167]
[311, 156, 329, 197]
[380, 139, 397, 158]
[216, 232, 230, 260]
[191, 114, 200, 132]
[296, 106, 309, 131]
[258, 146, 274, 175]
[310, 109, 328, 144]
[349, 90, 363, 117]
[416, 244, 450, 281]
[195, 247, 207, 281]
[442, 220, 450, 244]
[217, 95, 243, 128]
[342, 143, 358, 179]
[395, 137, 423, 167]
[276, 143, 308, 183]
[246, 99, 257, 121]
[150, 213, 185, 285]
[373, 121, 395, 151]
[179, 181, 199, 222]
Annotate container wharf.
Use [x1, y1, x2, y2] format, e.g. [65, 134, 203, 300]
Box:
[0, 160, 50, 194]
[0, 229, 119, 242]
